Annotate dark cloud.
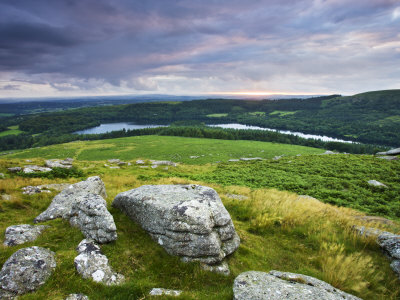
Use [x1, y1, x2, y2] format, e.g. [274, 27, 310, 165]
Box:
[0, 0, 399, 96]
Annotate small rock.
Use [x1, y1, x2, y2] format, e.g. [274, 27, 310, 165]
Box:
[69, 194, 117, 243]
[391, 260, 400, 279]
[4, 224, 50, 246]
[150, 160, 177, 167]
[240, 157, 262, 161]
[149, 288, 182, 297]
[367, 180, 387, 188]
[74, 239, 125, 286]
[107, 159, 121, 164]
[321, 150, 337, 155]
[386, 147, 400, 156]
[0, 247, 56, 295]
[117, 161, 127, 166]
[109, 166, 120, 169]
[200, 261, 230, 275]
[190, 156, 200, 159]
[127, 162, 132, 166]
[136, 160, 145, 165]
[225, 194, 248, 201]
[7, 167, 21, 173]
[228, 159, 240, 162]
[140, 166, 149, 168]
[22, 186, 49, 195]
[65, 293, 89, 300]
[1, 194, 12, 201]
[151, 165, 158, 169]
[233, 271, 361, 300]
[23, 165, 52, 174]
[273, 155, 283, 160]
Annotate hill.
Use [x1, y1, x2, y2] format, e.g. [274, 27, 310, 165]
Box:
[0, 136, 399, 299]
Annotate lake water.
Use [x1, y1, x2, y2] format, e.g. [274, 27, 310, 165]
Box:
[75, 123, 167, 134]
[208, 123, 355, 143]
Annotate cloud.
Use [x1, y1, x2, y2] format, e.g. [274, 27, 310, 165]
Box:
[0, 0, 399, 97]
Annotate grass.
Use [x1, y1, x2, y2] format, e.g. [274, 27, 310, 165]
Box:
[206, 113, 229, 118]
[248, 112, 265, 116]
[0, 126, 23, 137]
[3, 135, 323, 164]
[0, 137, 399, 299]
[186, 154, 400, 220]
[269, 110, 298, 116]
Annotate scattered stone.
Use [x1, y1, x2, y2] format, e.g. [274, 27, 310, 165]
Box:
[109, 166, 120, 169]
[117, 161, 127, 166]
[377, 148, 400, 156]
[367, 180, 387, 188]
[150, 160, 177, 167]
[136, 160, 145, 165]
[23, 165, 52, 174]
[107, 159, 121, 164]
[113, 184, 240, 267]
[22, 186, 50, 195]
[225, 194, 248, 201]
[190, 156, 200, 159]
[4, 224, 50, 246]
[140, 166, 149, 168]
[233, 271, 361, 300]
[104, 164, 109, 167]
[127, 162, 132, 166]
[7, 167, 21, 173]
[65, 294, 89, 300]
[0, 173, 4, 179]
[149, 288, 182, 297]
[321, 150, 337, 155]
[34, 176, 107, 223]
[45, 159, 72, 169]
[74, 239, 125, 286]
[240, 157, 262, 161]
[273, 155, 283, 160]
[25, 159, 32, 163]
[0, 247, 56, 295]
[1, 194, 12, 201]
[69, 194, 117, 243]
[377, 156, 399, 161]
[228, 159, 240, 162]
[200, 261, 230, 275]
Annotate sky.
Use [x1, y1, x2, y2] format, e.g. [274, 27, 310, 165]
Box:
[0, 0, 399, 98]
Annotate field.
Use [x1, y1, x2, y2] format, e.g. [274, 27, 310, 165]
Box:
[0, 126, 23, 137]
[0, 136, 399, 299]
[3, 135, 323, 164]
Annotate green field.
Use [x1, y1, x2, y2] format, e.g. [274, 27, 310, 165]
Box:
[0, 126, 23, 137]
[0, 136, 399, 299]
[206, 113, 229, 117]
[4, 135, 323, 164]
[269, 110, 298, 116]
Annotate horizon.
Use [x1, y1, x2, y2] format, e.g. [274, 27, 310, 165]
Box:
[1, 1, 400, 98]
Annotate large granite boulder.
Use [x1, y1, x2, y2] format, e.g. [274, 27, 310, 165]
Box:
[0, 247, 56, 296]
[34, 176, 107, 223]
[74, 239, 124, 286]
[23, 165, 52, 174]
[3, 224, 49, 246]
[112, 184, 240, 265]
[233, 271, 361, 300]
[69, 194, 117, 243]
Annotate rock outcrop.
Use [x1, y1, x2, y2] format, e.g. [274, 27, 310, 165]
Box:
[354, 226, 400, 278]
[69, 194, 117, 243]
[45, 159, 73, 169]
[3, 224, 49, 246]
[113, 184, 240, 267]
[74, 239, 124, 286]
[376, 147, 400, 156]
[23, 165, 52, 174]
[34, 176, 107, 223]
[0, 247, 56, 296]
[150, 160, 177, 167]
[233, 271, 361, 300]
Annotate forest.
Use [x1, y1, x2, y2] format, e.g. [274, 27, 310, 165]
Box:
[0, 89, 399, 152]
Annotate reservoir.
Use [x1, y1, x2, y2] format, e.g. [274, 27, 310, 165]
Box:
[75, 122, 167, 134]
[208, 123, 355, 143]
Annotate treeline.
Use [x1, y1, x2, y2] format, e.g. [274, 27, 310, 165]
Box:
[0, 125, 387, 155]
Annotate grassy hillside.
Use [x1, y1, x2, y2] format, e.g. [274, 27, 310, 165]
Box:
[3, 135, 323, 164]
[0, 136, 399, 299]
